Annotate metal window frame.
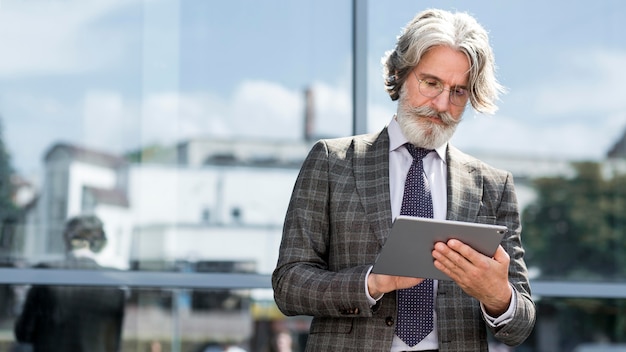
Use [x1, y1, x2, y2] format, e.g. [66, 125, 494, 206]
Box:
[352, 0, 368, 136]
[1, 269, 626, 300]
[0, 268, 271, 289]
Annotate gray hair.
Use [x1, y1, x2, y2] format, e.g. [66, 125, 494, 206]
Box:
[382, 9, 504, 114]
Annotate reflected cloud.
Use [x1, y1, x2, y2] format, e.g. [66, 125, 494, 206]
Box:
[1, 0, 625, 174]
[451, 112, 626, 160]
[524, 49, 626, 117]
[0, 0, 136, 76]
[16, 80, 348, 173]
[81, 80, 353, 154]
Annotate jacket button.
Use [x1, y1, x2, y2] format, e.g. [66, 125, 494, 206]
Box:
[340, 308, 360, 315]
[385, 316, 394, 326]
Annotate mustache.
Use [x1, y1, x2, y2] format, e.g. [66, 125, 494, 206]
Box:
[405, 105, 459, 125]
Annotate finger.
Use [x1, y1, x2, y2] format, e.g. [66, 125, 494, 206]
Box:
[432, 254, 463, 281]
[432, 242, 467, 273]
[439, 240, 473, 268]
[446, 239, 481, 264]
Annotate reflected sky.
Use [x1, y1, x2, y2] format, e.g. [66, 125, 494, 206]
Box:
[0, 0, 625, 177]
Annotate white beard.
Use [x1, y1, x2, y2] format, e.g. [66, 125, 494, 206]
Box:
[396, 95, 462, 150]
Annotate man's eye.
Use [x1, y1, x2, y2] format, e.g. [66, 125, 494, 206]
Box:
[423, 79, 440, 88]
[452, 87, 467, 96]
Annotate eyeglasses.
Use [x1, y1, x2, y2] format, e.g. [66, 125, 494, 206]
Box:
[413, 71, 469, 107]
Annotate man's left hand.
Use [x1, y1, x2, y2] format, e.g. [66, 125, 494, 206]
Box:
[432, 240, 512, 316]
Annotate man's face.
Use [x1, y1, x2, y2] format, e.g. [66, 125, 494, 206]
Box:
[396, 45, 470, 149]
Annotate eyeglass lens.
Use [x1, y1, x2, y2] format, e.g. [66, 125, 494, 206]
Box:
[416, 75, 468, 107]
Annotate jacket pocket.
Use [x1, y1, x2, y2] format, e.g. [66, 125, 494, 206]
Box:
[309, 317, 353, 334]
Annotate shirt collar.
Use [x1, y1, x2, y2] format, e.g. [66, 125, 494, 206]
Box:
[387, 116, 447, 161]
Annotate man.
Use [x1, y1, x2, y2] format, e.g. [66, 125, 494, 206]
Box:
[272, 8, 536, 352]
[14, 215, 126, 352]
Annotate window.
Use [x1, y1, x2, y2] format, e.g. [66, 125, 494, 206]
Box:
[367, 1, 626, 350]
[1, 1, 625, 351]
[0, 0, 350, 350]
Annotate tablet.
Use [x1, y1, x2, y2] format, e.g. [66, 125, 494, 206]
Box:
[371, 216, 507, 280]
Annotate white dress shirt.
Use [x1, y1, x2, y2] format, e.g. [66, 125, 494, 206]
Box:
[366, 117, 516, 351]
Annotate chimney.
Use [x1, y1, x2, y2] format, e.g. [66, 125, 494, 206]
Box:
[304, 87, 315, 141]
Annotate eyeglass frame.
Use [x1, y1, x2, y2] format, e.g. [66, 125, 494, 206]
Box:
[412, 71, 470, 107]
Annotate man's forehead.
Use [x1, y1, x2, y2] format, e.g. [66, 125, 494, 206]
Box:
[414, 46, 470, 86]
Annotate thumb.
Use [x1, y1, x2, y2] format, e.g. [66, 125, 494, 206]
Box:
[493, 245, 510, 263]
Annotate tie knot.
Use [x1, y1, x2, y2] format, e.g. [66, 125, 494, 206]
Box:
[405, 143, 432, 161]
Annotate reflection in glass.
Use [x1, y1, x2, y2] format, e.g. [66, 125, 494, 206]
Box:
[0, 0, 347, 351]
[13, 215, 126, 352]
[7, 285, 301, 352]
[1, 0, 351, 275]
[0, 0, 623, 350]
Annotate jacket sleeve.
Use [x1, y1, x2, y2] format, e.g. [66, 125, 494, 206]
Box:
[489, 171, 536, 345]
[271, 140, 378, 318]
[14, 286, 48, 343]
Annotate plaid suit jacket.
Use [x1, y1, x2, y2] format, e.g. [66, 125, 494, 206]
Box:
[272, 128, 535, 352]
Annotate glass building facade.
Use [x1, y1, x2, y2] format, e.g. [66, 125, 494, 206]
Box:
[0, 1, 625, 351]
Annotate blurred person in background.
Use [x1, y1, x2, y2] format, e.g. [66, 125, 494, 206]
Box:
[14, 214, 126, 352]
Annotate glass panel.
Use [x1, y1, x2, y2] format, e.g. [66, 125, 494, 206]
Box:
[530, 298, 626, 351]
[4, 283, 626, 352]
[367, 0, 626, 164]
[1, 284, 313, 352]
[366, 1, 626, 351]
[0, 0, 352, 274]
[365, 3, 626, 276]
[1, 0, 350, 349]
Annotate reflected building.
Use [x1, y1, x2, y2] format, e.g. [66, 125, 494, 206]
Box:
[16, 126, 626, 272]
[12, 137, 313, 346]
[17, 138, 310, 273]
[16, 88, 320, 273]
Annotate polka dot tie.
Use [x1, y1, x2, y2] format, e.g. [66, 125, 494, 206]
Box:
[395, 143, 434, 347]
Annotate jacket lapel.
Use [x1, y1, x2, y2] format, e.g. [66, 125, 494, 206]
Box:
[446, 144, 482, 222]
[354, 128, 393, 246]
[438, 145, 485, 317]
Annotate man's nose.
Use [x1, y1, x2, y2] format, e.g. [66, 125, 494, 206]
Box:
[430, 90, 451, 112]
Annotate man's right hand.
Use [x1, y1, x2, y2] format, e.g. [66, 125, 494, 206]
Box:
[367, 273, 425, 298]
